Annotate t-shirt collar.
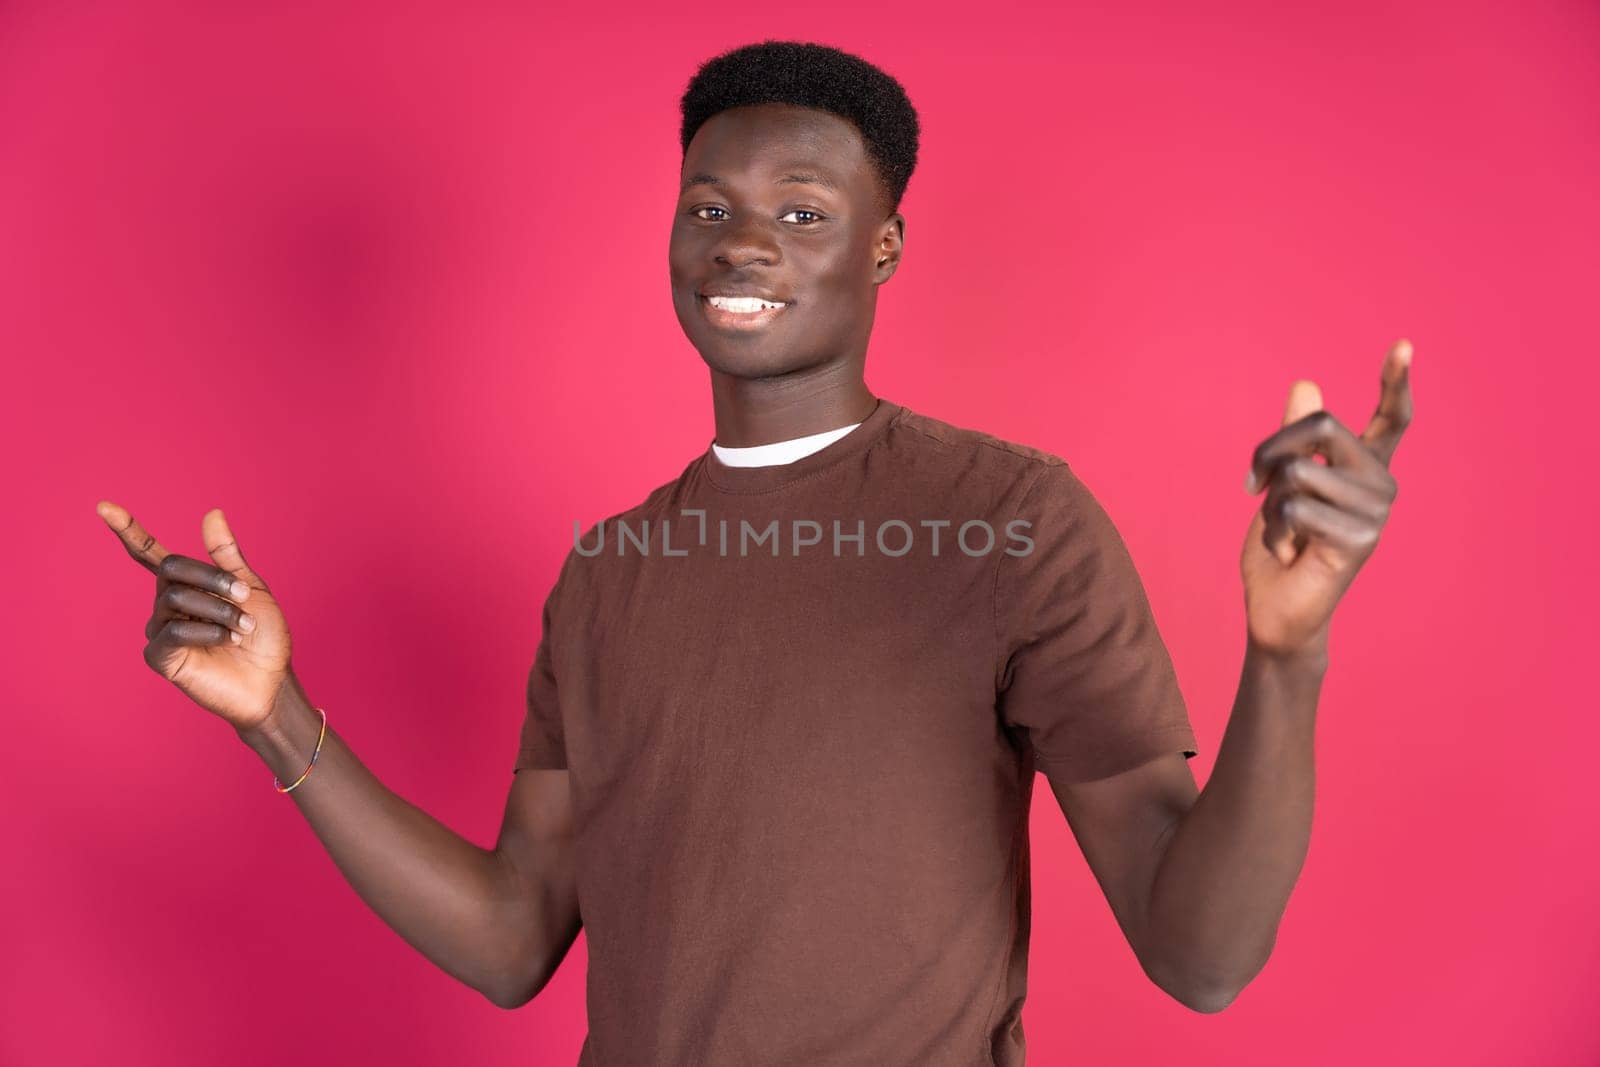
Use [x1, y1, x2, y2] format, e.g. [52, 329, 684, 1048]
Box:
[700, 396, 904, 494]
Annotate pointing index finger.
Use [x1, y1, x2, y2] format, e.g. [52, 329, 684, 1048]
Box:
[1359, 338, 1415, 467]
[96, 500, 170, 576]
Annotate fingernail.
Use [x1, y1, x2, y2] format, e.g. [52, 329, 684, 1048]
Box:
[1244, 470, 1258, 493]
[239, 613, 256, 633]
[231, 580, 250, 602]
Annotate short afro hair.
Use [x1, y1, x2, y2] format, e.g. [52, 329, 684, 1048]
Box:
[678, 40, 920, 216]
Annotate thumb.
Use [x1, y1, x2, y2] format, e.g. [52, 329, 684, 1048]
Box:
[202, 507, 269, 594]
[1283, 379, 1324, 426]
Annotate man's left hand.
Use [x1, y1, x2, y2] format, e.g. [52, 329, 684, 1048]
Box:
[1239, 338, 1415, 659]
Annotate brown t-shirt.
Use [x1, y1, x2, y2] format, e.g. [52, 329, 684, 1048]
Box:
[514, 397, 1198, 1066]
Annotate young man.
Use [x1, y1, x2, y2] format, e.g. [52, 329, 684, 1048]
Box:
[100, 38, 1413, 1067]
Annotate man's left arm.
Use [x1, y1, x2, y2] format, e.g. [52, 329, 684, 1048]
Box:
[1051, 338, 1415, 1013]
[1050, 639, 1324, 1013]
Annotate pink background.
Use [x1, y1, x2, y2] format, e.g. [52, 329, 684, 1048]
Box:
[5, 2, 1596, 1064]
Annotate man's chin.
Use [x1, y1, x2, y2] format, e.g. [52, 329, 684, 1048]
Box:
[697, 347, 799, 380]
[675, 319, 838, 379]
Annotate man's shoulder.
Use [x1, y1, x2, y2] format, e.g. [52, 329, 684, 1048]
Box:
[891, 403, 1070, 482]
[567, 470, 687, 554]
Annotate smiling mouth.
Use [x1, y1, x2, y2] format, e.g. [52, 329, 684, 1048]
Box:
[698, 294, 791, 332]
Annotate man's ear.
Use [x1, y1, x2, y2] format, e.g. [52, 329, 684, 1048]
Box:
[875, 213, 906, 281]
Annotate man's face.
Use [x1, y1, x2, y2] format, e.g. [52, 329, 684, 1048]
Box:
[669, 103, 903, 379]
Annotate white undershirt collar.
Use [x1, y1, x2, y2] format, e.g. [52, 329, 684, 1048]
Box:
[710, 422, 864, 468]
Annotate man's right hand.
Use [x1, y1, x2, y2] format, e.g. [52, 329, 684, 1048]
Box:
[97, 501, 294, 734]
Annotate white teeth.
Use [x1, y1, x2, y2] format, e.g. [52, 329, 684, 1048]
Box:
[707, 295, 785, 312]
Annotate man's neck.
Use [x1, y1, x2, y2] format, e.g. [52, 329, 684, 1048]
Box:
[709, 374, 877, 448]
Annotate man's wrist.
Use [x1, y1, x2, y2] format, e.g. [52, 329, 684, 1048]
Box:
[1245, 632, 1330, 679]
[235, 675, 321, 778]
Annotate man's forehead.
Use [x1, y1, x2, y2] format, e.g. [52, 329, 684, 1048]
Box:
[679, 162, 845, 196]
[688, 106, 862, 161]
[682, 140, 862, 194]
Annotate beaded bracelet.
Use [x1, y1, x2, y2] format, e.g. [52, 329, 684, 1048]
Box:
[274, 705, 328, 794]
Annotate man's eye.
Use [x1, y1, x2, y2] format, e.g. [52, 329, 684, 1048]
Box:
[688, 206, 824, 224]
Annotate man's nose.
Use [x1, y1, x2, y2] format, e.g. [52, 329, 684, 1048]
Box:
[713, 215, 781, 267]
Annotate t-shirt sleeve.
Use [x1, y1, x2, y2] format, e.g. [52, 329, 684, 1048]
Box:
[513, 554, 573, 774]
[994, 460, 1198, 783]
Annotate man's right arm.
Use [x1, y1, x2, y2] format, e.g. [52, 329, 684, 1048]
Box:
[235, 672, 581, 1009]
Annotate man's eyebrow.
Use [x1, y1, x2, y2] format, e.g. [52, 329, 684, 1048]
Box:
[679, 171, 840, 194]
